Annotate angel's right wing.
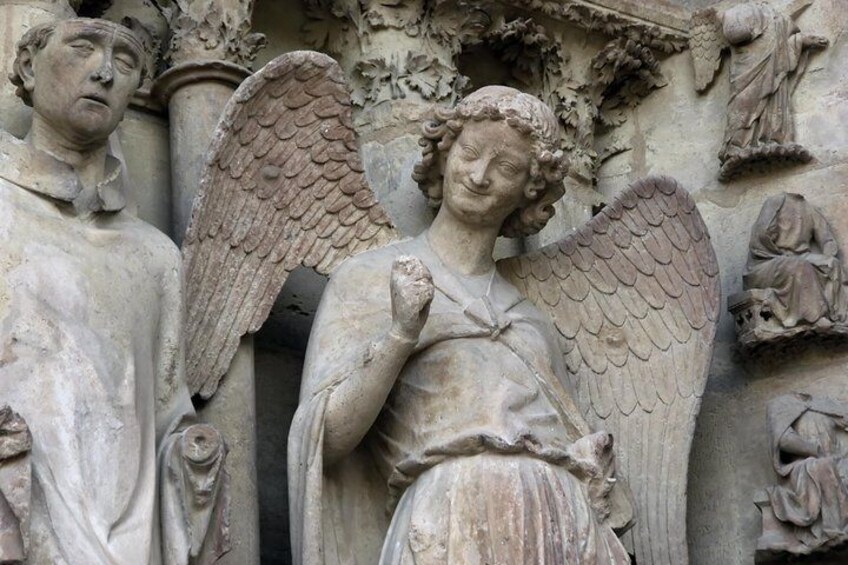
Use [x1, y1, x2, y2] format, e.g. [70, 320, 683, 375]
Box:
[690, 8, 728, 92]
[182, 51, 399, 399]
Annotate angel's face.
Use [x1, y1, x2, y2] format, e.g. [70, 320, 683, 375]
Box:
[442, 119, 532, 230]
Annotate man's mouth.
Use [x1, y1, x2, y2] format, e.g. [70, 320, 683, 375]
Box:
[80, 94, 109, 107]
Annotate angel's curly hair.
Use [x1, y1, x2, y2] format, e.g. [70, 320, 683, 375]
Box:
[10, 18, 147, 108]
[412, 85, 567, 238]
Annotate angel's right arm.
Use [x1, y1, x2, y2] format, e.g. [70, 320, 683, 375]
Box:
[322, 329, 416, 466]
[299, 257, 416, 466]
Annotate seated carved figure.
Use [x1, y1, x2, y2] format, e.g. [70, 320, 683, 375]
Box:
[730, 193, 848, 347]
[757, 393, 848, 558]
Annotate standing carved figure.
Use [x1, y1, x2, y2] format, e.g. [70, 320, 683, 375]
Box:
[757, 393, 848, 558]
[690, 1, 828, 181]
[182, 52, 720, 565]
[0, 18, 228, 564]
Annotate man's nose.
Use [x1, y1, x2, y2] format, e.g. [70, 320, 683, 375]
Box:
[469, 158, 491, 187]
[90, 56, 114, 85]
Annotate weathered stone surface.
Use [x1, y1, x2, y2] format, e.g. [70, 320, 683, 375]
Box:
[0, 17, 229, 564]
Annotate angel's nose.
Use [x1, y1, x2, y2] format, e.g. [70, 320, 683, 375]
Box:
[469, 159, 491, 188]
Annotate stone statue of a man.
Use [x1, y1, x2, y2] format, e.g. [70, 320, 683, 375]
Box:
[0, 18, 228, 564]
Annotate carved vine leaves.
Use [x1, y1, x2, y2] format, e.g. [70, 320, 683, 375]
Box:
[351, 53, 468, 106]
[302, 0, 489, 107]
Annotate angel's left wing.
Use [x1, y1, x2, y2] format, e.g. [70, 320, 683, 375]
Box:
[689, 8, 728, 92]
[498, 176, 720, 565]
[182, 51, 399, 399]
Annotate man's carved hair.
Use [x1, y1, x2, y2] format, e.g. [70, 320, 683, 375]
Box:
[9, 18, 147, 108]
[413, 85, 567, 237]
[9, 23, 56, 107]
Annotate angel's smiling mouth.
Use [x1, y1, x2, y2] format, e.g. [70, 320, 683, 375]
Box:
[461, 183, 489, 196]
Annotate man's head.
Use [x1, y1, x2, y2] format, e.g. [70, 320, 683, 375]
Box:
[413, 85, 567, 237]
[10, 18, 145, 146]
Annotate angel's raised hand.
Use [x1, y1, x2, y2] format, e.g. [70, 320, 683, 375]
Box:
[390, 256, 434, 342]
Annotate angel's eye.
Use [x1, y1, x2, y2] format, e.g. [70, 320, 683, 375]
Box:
[461, 145, 479, 160]
[498, 161, 519, 176]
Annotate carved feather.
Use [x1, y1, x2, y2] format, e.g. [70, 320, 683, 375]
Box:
[689, 8, 728, 92]
[182, 51, 399, 398]
[499, 176, 720, 565]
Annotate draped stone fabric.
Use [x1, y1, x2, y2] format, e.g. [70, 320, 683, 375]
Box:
[763, 394, 848, 554]
[744, 193, 848, 327]
[288, 235, 629, 565]
[0, 131, 224, 564]
[721, 2, 808, 160]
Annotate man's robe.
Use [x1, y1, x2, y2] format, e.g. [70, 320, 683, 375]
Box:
[0, 131, 223, 564]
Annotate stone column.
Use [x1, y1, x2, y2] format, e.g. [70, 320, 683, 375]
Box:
[0, 0, 76, 138]
[152, 3, 265, 564]
[153, 59, 249, 239]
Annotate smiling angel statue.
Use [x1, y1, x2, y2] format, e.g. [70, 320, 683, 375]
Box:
[183, 52, 721, 564]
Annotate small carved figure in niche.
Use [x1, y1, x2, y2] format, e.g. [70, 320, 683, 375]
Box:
[0, 18, 228, 564]
[0, 406, 31, 564]
[755, 393, 848, 560]
[729, 193, 848, 349]
[689, 1, 828, 181]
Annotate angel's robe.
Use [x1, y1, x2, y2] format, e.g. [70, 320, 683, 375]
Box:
[0, 131, 223, 564]
[721, 2, 807, 159]
[744, 193, 847, 327]
[763, 394, 848, 553]
[289, 235, 629, 564]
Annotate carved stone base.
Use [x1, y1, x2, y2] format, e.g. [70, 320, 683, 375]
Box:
[728, 290, 848, 351]
[755, 492, 848, 564]
[719, 143, 813, 182]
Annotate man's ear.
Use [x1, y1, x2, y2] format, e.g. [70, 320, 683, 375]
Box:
[17, 48, 36, 95]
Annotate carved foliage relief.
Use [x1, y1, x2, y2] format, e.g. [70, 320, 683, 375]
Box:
[300, 0, 686, 188]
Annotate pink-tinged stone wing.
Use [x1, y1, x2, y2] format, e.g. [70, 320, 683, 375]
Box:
[182, 51, 399, 399]
[690, 8, 727, 92]
[498, 176, 720, 565]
